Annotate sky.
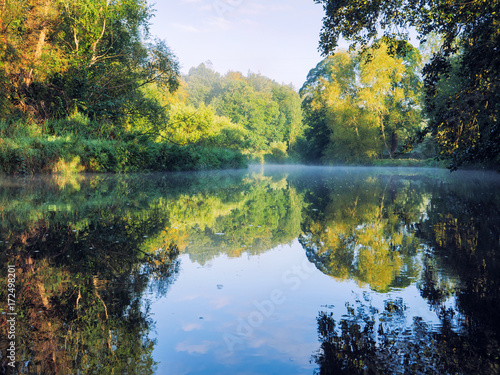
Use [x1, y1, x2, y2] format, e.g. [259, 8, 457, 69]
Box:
[146, 0, 346, 90]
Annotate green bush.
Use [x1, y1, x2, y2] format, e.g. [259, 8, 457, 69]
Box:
[48, 113, 117, 139]
[0, 134, 248, 175]
[0, 119, 42, 139]
[264, 141, 288, 164]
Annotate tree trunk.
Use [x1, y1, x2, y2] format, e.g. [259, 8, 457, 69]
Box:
[24, 0, 52, 86]
[380, 120, 392, 159]
[391, 131, 398, 155]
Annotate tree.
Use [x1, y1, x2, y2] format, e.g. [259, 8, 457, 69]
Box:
[157, 102, 250, 150]
[183, 65, 305, 156]
[53, 0, 180, 124]
[299, 58, 334, 161]
[184, 62, 222, 107]
[313, 0, 500, 170]
[0, 0, 180, 128]
[0, 0, 61, 117]
[300, 43, 423, 163]
[271, 83, 304, 151]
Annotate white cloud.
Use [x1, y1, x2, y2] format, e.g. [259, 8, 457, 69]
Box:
[182, 322, 203, 331]
[205, 15, 233, 31]
[173, 22, 201, 33]
[176, 340, 214, 354]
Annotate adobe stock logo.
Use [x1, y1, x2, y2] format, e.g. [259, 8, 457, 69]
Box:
[213, 0, 245, 19]
[222, 257, 317, 352]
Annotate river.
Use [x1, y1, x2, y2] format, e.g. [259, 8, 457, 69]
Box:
[1, 165, 499, 374]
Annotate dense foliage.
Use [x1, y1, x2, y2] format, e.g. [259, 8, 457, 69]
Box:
[314, 0, 500, 170]
[2, 0, 497, 172]
[183, 63, 306, 162]
[0, 1, 254, 172]
[0, 0, 307, 172]
[0, 0, 179, 125]
[300, 43, 425, 164]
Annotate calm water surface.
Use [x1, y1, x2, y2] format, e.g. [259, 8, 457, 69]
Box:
[1, 166, 499, 374]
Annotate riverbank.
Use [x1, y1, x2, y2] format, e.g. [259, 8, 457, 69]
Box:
[0, 135, 248, 175]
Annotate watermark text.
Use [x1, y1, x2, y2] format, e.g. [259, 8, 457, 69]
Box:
[223, 258, 316, 351]
[6, 264, 17, 369]
[213, 0, 245, 18]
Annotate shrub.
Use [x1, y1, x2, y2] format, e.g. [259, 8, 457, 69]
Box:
[264, 141, 288, 163]
[0, 116, 249, 174]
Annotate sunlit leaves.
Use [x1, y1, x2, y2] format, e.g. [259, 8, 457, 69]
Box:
[300, 43, 423, 163]
[314, 0, 500, 170]
[157, 103, 250, 150]
[0, 0, 180, 127]
[184, 64, 305, 155]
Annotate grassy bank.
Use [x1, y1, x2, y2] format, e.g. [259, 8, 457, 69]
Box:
[0, 132, 247, 175]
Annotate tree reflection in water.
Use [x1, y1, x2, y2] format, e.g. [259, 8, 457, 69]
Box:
[0, 168, 498, 374]
[0, 169, 304, 374]
[299, 172, 428, 292]
[307, 170, 500, 375]
[313, 293, 499, 375]
[0, 206, 180, 374]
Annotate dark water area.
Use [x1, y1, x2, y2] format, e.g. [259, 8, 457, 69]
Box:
[0, 166, 499, 374]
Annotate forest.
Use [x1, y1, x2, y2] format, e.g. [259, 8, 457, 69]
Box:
[0, 0, 498, 173]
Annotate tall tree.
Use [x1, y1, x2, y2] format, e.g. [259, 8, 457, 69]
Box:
[185, 62, 222, 107]
[0, 0, 180, 126]
[183, 65, 305, 154]
[314, 0, 500, 170]
[271, 83, 304, 151]
[300, 43, 422, 163]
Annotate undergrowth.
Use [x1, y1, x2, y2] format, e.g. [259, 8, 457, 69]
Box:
[0, 118, 248, 174]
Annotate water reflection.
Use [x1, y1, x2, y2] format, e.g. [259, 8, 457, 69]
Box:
[0, 169, 304, 374]
[297, 167, 500, 375]
[298, 171, 428, 292]
[0, 174, 182, 374]
[0, 167, 499, 374]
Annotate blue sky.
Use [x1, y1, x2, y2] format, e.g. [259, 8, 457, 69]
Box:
[146, 0, 346, 90]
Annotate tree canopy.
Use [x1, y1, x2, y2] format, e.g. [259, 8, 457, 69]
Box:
[183, 64, 306, 159]
[300, 43, 423, 163]
[0, 0, 180, 127]
[314, 0, 500, 170]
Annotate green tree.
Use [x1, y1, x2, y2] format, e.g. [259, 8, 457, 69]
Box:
[271, 83, 305, 151]
[313, 0, 500, 170]
[0, 0, 180, 129]
[299, 58, 333, 161]
[212, 75, 280, 151]
[157, 102, 250, 150]
[185, 62, 222, 107]
[184, 65, 305, 157]
[300, 44, 422, 163]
